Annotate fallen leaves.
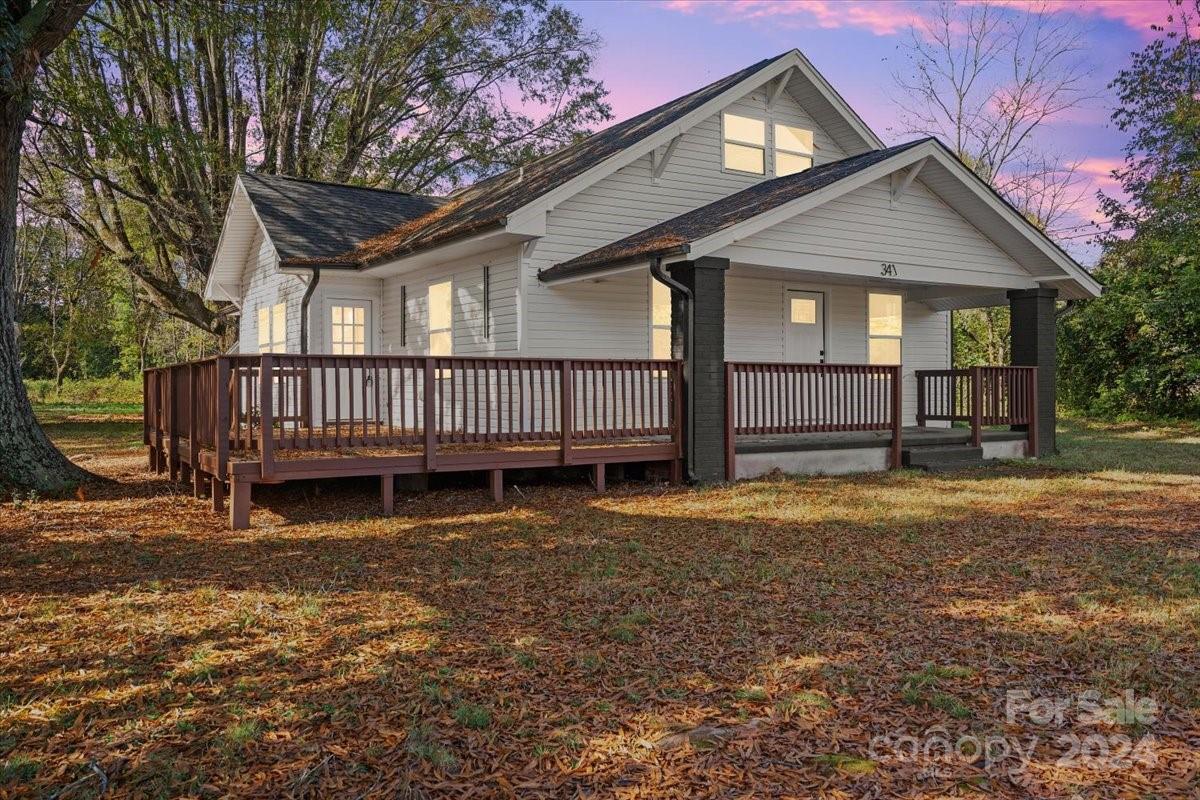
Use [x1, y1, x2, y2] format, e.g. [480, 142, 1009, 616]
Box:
[0, 418, 1198, 797]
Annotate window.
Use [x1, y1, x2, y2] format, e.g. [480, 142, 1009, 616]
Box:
[329, 304, 366, 355]
[723, 113, 765, 174]
[775, 123, 814, 176]
[257, 302, 285, 353]
[428, 280, 452, 357]
[868, 293, 903, 365]
[650, 278, 672, 359]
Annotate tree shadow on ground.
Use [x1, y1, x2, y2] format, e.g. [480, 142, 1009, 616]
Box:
[3, 449, 1199, 797]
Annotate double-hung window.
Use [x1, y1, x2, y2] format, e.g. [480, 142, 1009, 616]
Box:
[650, 277, 672, 359]
[775, 123, 814, 176]
[723, 113, 766, 175]
[257, 302, 286, 353]
[428, 280, 453, 357]
[867, 293, 903, 365]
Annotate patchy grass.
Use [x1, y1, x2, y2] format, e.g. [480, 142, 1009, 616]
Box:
[1, 415, 1198, 796]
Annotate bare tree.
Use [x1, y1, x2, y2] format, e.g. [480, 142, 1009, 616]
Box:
[892, 0, 1093, 229]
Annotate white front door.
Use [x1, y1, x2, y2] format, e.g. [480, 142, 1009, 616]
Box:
[784, 289, 825, 363]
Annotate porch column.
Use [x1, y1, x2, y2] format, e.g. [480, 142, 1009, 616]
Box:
[668, 256, 729, 482]
[1008, 287, 1057, 457]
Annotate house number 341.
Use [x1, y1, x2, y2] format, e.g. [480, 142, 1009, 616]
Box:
[880, 262, 898, 277]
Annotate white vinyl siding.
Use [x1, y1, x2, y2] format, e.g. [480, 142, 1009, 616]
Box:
[728, 176, 1028, 282]
[523, 86, 846, 358]
[238, 230, 305, 353]
[722, 273, 950, 426]
[380, 246, 519, 357]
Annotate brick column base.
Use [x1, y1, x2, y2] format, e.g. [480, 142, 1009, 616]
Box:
[668, 257, 729, 482]
[1008, 287, 1057, 457]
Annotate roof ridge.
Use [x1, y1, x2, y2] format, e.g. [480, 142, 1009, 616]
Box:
[240, 171, 446, 202]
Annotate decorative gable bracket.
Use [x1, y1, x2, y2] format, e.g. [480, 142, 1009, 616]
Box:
[890, 157, 928, 207]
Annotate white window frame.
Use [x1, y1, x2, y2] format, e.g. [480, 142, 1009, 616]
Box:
[774, 122, 814, 176]
[649, 275, 673, 360]
[427, 280, 453, 358]
[867, 292, 904, 366]
[721, 112, 766, 176]
[257, 302, 286, 353]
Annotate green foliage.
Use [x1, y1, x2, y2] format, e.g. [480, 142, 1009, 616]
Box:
[952, 307, 1010, 367]
[25, 0, 611, 340]
[25, 377, 143, 407]
[1059, 7, 1200, 418]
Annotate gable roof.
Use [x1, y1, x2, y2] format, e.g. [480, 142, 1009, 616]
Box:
[238, 173, 446, 264]
[539, 137, 1101, 300]
[279, 49, 878, 270]
[539, 139, 932, 281]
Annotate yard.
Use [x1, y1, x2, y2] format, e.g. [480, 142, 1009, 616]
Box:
[2, 411, 1198, 798]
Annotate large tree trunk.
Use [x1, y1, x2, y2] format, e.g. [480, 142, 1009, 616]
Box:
[0, 84, 90, 492]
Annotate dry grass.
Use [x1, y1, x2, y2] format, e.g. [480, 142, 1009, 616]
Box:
[1, 414, 1198, 797]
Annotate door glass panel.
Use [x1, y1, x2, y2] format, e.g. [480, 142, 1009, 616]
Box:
[790, 297, 817, 324]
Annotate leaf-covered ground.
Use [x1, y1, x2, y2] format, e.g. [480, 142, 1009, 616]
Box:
[2, 415, 1199, 798]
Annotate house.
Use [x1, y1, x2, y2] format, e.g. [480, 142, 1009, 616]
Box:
[148, 49, 1101, 528]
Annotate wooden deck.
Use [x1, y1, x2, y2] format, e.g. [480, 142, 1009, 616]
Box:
[145, 355, 683, 529]
[145, 355, 1036, 529]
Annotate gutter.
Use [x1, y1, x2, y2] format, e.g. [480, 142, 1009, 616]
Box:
[300, 267, 320, 354]
[649, 256, 696, 483]
[538, 244, 691, 283]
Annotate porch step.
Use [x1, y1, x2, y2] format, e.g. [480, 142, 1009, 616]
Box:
[902, 444, 984, 472]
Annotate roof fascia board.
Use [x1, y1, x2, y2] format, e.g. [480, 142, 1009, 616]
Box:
[718, 245, 1040, 291]
[507, 50, 880, 231]
[356, 227, 518, 278]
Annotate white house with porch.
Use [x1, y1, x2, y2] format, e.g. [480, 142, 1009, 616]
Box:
[151, 49, 1100, 528]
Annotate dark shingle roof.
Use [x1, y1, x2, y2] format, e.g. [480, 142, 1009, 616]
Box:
[277, 51, 795, 268]
[539, 139, 932, 281]
[238, 173, 446, 265]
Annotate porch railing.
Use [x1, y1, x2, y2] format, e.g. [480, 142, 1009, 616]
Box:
[724, 362, 904, 479]
[144, 354, 683, 480]
[916, 366, 1038, 452]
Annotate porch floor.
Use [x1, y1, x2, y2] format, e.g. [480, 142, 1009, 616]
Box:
[735, 425, 1026, 454]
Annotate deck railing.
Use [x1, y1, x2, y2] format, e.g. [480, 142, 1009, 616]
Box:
[916, 366, 1038, 452]
[724, 362, 904, 479]
[145, 354, 683, 480]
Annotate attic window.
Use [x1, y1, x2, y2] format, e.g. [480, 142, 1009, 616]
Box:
[723, 113, 765, 175]
[775, 124, 813, 176]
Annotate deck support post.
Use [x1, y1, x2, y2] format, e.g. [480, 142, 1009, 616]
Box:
[592, 463, 605, 493]
[668, 256, 729, 483]
[193, 468, 205, 498]
[890, 365, 904, 469]
[1008, 288, 1057, 457]
[229, 477, 251, 530]
[489, 469, 504, 502]
[211, 477, 224, 513]
[381, 474, 394, 516]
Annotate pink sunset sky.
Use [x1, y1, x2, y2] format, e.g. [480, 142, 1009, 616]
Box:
[561, 0, 1175, 264]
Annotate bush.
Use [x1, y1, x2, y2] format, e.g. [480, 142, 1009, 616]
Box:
[24, 377, 143, 407]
